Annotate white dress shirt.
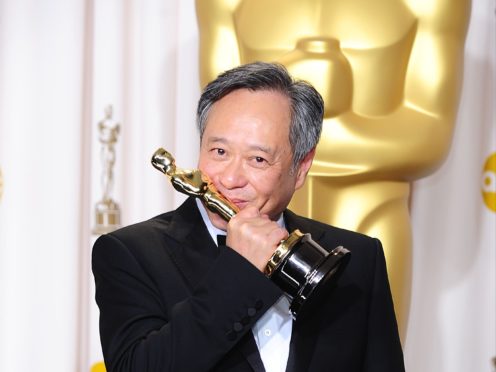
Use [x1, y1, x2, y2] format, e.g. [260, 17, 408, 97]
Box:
[196, 199, 293, 372]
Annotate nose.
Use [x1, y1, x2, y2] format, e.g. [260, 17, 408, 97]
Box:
[219, 158, 247, 190]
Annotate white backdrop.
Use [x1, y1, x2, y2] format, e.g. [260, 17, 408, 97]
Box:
[405, 1, 496, 370]
[0, 1, 494, 371]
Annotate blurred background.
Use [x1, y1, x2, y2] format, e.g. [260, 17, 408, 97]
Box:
[0, 1, 494, 371]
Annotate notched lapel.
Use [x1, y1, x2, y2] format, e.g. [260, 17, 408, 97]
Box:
[238, 332, 266, 372]
[160, 198, 219, 289]
[285, 314, 323, 372]
[283, 209, 326, 245]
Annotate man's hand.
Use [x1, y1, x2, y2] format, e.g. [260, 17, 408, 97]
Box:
[226, 206, 288, 272]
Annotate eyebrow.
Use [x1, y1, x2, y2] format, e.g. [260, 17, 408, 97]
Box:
[249, 144, 273, 155]
[206, 137, 273, 155]
[206, 136, 228, 145]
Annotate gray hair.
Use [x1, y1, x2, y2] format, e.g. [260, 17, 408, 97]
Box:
[196, 62, 324, 170]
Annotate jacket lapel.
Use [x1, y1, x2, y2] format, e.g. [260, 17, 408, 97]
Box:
[283, 209, 328, 372]
[283, 209, 326, 244]
[238, 332, 266, 372]
[160, 197, 219, 289]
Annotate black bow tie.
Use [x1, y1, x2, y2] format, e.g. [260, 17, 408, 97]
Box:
[217, 235, 226, 246]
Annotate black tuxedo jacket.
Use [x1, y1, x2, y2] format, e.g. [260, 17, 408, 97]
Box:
[92, 197, 404, 371]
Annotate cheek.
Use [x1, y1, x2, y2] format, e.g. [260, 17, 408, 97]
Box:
[248, 172, 273, 196]
[250, 171, 292, 204]
[274, 173, 298, 201]
[198, 157, 219, 179]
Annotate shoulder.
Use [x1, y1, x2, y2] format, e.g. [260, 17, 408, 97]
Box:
[92, 197, 203, 264]
[106, 211, 175, 244]
[91, 211, 177, 266]
[95, 197, 201, 249]
[285, 209, 379, 248]
[284, 209, 384, 277]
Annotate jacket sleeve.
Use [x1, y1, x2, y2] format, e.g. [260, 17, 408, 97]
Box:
[92, 233, 282, 372]
[363, 239, 405, 372]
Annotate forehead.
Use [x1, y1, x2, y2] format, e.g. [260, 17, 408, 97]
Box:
[205, 88, 292, 136]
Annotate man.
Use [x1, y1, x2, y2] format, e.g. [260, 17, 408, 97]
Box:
[92, 62, 404, 371]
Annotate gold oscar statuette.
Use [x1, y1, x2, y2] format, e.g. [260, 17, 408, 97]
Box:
[152, 148, 350, 318]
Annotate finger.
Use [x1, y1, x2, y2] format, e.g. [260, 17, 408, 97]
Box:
[236, 206, 260, 218]
[268, 226, 289, 244]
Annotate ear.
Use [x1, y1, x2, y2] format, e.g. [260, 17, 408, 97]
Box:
[294, 148, 315, 190]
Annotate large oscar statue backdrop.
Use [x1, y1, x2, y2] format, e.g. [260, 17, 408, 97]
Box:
[196, 0, 471, 338]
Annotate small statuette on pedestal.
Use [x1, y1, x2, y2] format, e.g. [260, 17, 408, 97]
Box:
[93, 105, 121, 235]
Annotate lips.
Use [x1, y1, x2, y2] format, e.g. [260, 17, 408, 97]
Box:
[218, 193, 249, 209]
[214, 185, 251, 209]
[228, 198, 249, 210]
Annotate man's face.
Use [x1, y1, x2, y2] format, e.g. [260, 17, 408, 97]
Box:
[198, 88, 312, 230]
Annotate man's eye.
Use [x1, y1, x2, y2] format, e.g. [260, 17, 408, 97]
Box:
[214, 148, 225, 155]
[251, 156, 269, 168]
